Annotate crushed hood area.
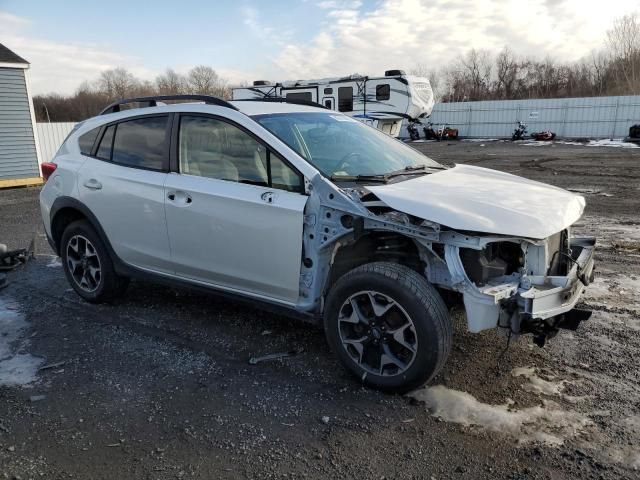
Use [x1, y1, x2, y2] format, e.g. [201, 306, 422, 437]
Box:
[366, 164, 585, 239]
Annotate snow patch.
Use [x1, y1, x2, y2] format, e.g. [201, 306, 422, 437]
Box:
[583, 274, 640, 312]
[408, 385, 591, 445]
[0, 298, 43, 387]
[461, 138, 499, 142]
[46, 257, 62, 268]
[520, 140, 553, 147]
[512, 367, 567, 397]
[587, 138, 640, 149]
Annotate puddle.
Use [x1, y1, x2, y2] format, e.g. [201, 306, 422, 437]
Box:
[0, 297, 43, 387]
[409, 385, 591, 446]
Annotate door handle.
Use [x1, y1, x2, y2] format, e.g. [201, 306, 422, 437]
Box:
[261, 191, 276, 204]
[83, 179, 102, 190]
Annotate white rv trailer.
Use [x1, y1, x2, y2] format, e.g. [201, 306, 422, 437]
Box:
[231, 70, 434, 137]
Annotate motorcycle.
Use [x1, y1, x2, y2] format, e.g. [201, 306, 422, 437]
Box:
[407, 122, 420, 141]
[423, 122, 459, 141]
[423, 122, 437, 140]
[530, 130, 556, 141]
[512, 121, 527, 141]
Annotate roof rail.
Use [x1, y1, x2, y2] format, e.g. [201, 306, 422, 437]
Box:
[99, 94, 238, 115]
[233, 97, 328, 110]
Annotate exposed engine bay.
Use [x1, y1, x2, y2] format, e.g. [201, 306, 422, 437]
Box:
[298, 172, 596, 347]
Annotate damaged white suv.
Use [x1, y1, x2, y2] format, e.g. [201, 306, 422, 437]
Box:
[40, 95, 596, 392]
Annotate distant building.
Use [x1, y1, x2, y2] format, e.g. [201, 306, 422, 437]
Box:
[0, 43, 41, 188]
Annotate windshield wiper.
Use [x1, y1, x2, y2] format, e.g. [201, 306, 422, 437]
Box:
[330, 174, 389, 183]
[385, 164, 446, 179]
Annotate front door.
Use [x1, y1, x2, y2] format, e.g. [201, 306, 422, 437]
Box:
[77, 115, 173, 274]
[164, 114, 308, 304]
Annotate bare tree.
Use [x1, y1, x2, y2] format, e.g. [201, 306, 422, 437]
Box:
[460, 49, 492, 100]
[97, 68, 140, 100]
[156, 68, 186, 95]
[607, 13, 640, 94]
[186, 65, 230, 98]
[494, 47, 520, 99]
[589, 50, 611, 96]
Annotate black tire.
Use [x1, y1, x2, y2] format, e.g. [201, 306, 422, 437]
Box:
[60, 220, 129, 303]
[324, 262, 452, 393]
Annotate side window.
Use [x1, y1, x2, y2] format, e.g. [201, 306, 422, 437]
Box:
[179, 115, 301, 192]
[111, 116, 168, 170]
[285, 92, 313, 102]
[78, 128, 99, 156]
[96, 125, 115, 161]
[376, 84, 390, 101]
[270, 153, 302, 193]
[338, 86, 353, 112]
[323, 87, 333, 95]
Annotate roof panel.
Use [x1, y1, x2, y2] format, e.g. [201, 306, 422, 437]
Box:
[0, 43, 29, 65]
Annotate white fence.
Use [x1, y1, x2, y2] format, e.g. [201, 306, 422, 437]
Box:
[38, 97, 640, 152]
[404, 95, 640, 139]
[36, 122, 75, 163]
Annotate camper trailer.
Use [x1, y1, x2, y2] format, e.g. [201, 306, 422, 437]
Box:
[231, 70, 434, 137]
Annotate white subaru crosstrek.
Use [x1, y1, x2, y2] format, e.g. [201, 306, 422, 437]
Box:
[40, 95, 595, 392]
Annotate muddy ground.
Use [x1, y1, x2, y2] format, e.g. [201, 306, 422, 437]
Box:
[0, 140, 639, 479]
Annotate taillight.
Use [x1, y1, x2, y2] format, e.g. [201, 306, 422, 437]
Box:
[41, 162, 57, 182]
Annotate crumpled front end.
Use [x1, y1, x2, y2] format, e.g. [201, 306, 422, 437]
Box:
[427, 228, 596, 344]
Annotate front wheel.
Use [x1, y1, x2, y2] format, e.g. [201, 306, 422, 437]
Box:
[324, 262, 452, 393]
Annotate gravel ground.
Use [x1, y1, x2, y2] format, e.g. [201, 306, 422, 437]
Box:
[0, 140, 639, 479]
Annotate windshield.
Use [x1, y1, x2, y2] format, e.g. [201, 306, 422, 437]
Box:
[252, 112, 441, 178]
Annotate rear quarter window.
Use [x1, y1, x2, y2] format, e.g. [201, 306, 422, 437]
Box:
[78, 128, 100, 156]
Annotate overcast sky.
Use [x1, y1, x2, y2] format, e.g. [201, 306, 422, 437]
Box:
[1, 0, 638, 95]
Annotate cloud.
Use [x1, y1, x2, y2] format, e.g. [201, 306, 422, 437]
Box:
[1, 12, 156, 95]
[3, 1, 639, 95]
[241, 6, 274, 40]
[269, 0, 640, 80]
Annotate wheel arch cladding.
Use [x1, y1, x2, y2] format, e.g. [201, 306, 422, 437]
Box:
[50, 197, 113, 257]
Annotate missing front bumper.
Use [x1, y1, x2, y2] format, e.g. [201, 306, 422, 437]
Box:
[453, 235, 596, 335]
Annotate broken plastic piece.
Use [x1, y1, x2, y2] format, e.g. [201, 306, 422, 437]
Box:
[0, 239, 35, 271]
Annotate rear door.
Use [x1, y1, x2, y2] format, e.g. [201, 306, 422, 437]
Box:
[164, 114, 308, 304]
[77, 115, 173, 274]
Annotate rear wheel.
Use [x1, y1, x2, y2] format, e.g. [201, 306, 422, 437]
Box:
[60, 220, 129, 303]
[324, 262, 452, 393]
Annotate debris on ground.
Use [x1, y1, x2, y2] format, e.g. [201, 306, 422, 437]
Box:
[567, 188, 614, 197]
[0, 239, 35, 271]
[38, 360, 67, 371]
[248, 348, 303, 365]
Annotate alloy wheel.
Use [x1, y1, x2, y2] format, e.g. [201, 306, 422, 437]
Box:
[338, 290, 418, 377]
[66, 235, 102, 293]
